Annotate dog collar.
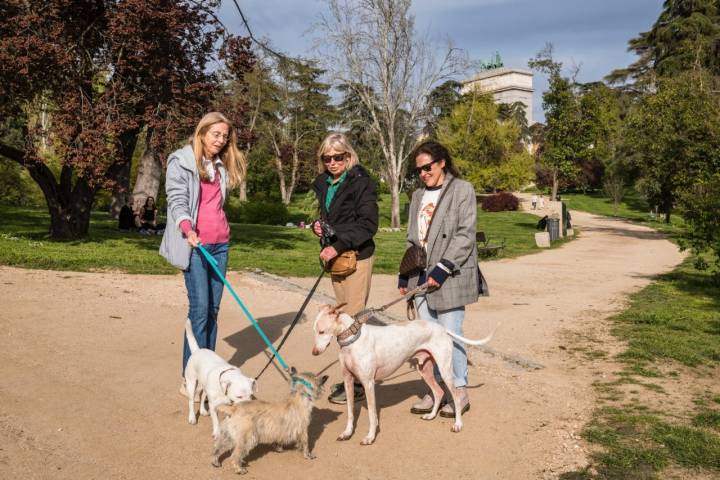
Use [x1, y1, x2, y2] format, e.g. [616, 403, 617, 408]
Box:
[292, 377, 313, 390]
[337, 320, 362, 348]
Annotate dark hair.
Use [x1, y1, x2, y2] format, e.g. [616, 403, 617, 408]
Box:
[410, 141, 461, 178]
[144, 196, 155, 208]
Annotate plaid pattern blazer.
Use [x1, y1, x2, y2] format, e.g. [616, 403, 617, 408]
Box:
[404, 174, 487, 310]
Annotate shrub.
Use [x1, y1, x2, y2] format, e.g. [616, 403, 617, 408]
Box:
[225, 198, 290, 225]
[480, 192, 519, 212]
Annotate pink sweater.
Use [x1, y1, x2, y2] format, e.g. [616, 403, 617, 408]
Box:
[180, 173, 230, 244]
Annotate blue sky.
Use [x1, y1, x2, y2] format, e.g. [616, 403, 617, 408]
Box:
[219, 0, 663, 122]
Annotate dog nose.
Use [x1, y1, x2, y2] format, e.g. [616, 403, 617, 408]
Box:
[312, 347, 319, 356]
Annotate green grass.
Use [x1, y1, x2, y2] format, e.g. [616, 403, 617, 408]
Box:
[562, 258, 720, 479]
[0, 204, 550, 276]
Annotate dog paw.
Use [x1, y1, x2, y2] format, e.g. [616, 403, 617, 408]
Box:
[274, 444, 284, 452]
[234, 466, 248, 475]
[451, 423, 463, 433]
[211, 458, 221, 468]
[304, 452, 317, 460]
[360, 436, 375, 445]
[336, 432, 352, 441]
[199, 409, 209, 416]
[420, 413, 437, 421]
[188, 416, 197, 425]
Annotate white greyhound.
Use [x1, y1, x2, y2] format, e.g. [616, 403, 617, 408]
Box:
[312, 304, 494, 445]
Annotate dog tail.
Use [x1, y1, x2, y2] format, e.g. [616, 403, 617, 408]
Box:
[185, 318, 200, 353]
[445, 322, 499, 346]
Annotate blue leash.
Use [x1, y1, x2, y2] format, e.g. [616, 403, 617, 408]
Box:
[196, 244, 289, 371]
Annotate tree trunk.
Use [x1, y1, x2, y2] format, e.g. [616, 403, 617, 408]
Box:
[390, 178, 401, 228]
[110, 161, 131, 219]
[239, 180, 247, 202]
[132, 129, 162, 210]
[26, 162, 96, 239]
[274, 156, 288, 205]
[109, 128, 141, 218]
[551, 168, 559, 201]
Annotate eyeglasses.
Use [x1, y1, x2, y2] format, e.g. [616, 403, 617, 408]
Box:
[415, 158, 439, 175]
[321, 153, 347, 164]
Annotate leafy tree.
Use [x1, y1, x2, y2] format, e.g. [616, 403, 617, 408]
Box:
[608, 0, 720, 83]
[262, 58, 335, 205]
[625, 71, 720, 223]
[529, 45, 586, 200]
[497, 101, 530, 143]
[0, 1, 247, 239]
[424, 80, 463, 137]
[437, 93, 533, 192]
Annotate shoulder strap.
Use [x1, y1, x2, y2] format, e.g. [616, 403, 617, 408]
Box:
[422, 177, 455, 242]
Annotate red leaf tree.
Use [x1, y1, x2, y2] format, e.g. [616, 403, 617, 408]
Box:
[0, 0, 254, 239]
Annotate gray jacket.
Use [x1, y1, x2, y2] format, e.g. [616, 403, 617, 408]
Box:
[159, 145, 228, 270]
[405, 173, 486, 310]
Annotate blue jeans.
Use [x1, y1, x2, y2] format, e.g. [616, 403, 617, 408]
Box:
[182, 242, 228, 374]
[414, 295, 468, 387]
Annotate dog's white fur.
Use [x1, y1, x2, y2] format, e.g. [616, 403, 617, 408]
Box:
[184, 319, 256, 437]
[312, 304, 494, 444]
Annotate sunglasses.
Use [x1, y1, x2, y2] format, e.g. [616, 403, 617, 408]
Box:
[415, 158, 439, 175]
[321, 153, 347, 164]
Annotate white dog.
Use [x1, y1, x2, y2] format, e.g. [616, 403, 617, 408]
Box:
[312, 304, 494, 445]
[184, 319, 256, 437]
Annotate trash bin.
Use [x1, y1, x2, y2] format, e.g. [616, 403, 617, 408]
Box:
[546, 218, 560, 242]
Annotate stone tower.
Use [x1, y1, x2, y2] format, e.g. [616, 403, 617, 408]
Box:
[461, 67, 534, 126]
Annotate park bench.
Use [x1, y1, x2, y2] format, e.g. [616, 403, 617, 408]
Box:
[476, 231, 506, 257]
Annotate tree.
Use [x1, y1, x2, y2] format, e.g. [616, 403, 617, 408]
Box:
[607, 0, 720, 83]
[425, 80, 463, 137]
[625, 71, 720, 223]
[263, 58, 335, 205]
[437, 93, 534, 192]
[0, 1, 233, 239]
[316, 0, 467, 227]
[529, 45, 586, 200]
[497, 101, 530, 143]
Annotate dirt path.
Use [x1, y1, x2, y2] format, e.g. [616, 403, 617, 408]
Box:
[0, 211, 684, 479]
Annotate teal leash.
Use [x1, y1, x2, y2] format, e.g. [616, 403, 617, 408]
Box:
[196, 244, 289, 371]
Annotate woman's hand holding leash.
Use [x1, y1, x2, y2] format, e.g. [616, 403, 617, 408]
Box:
[186, 230, 200, 248]
[319, 246, 338, 263]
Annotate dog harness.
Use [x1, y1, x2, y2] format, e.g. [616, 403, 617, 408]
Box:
[336, 319, 363, 347]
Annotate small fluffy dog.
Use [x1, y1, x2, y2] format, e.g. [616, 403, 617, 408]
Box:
[184, 319, 256, 437]
[211, 368, 329, 475]
[312, 303, 495, 444]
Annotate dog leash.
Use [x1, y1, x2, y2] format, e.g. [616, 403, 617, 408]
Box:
[353, 283, 429, 323]
[196, 244, 290, 371]
[254, 267, 326, 381]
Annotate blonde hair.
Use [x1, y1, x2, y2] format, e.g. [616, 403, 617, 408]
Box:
[316, 132, 359, 173]
[191, 112, 246, 188]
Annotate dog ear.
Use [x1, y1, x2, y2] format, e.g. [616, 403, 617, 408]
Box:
[319, 375, 329, 387]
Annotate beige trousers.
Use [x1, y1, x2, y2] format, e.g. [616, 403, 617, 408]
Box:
[331, 256, 374, 316]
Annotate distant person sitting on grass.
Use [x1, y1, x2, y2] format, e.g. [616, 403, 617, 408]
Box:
[118, 199, 135, 231]
[137, 196, 165, 234]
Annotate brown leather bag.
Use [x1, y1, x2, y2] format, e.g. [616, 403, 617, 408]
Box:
[329, 250, 358, 277]
[398, 178, 454, 277]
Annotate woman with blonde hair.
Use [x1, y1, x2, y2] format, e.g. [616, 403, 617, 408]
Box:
[311, 132, 378, 404]
[159, 112, 246, 393]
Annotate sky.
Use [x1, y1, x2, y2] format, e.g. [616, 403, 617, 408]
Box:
[219, 0, 663, 123]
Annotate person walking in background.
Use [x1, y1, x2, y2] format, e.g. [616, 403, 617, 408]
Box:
[311, 132, 379, 404]
[399, 141, 486, 418]
[159, 112, 246, 396]
[531, 194, 538, 210]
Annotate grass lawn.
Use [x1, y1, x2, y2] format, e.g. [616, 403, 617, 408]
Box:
[561, 258, 720, 479]
[0, 203, 550, 276]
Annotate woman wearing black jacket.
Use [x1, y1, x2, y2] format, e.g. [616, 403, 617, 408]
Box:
[311, 132, 378, 403]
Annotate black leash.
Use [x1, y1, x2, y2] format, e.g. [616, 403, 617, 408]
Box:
[254, 267, 326, 380]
